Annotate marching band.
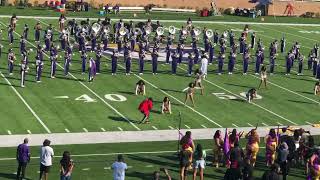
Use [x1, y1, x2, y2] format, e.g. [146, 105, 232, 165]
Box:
[1, 14, 320, 92]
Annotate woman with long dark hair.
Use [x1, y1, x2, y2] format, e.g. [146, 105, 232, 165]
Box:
[60, 151, 74, 180]
[192, 144, 206, 180]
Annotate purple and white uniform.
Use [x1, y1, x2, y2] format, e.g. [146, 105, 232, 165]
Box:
[88, 58, 96, 82]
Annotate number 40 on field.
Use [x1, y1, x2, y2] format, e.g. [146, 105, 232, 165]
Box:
[74, 94, 127, 102]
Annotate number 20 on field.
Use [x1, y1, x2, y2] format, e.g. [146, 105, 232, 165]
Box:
[212, 92, 262, 100]
[75, 94, 127, 103]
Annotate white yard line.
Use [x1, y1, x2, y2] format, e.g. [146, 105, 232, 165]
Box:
[152, 126, 158, 130]
[83, 128, 88, 132]
[7, 130, 12, 135]
[276, 122, 284, 126]
[168, 126, 174, 130]
[27, 130, 32, 134]
[232, 123, 239, 128]
[262, 122, 269, 126]
[305, 121, 313, 125]
[65, 129, 70, 133]
[247, 123, 254, 127]
[100, 128, 106, 132]
[201, 124, 207, 128]
[0, 72, 51, 133]
[2, 15, 320, 26]
[117, 127, 123, 131]
[0, 20, 141, 131]
[184, 125, 191, 129]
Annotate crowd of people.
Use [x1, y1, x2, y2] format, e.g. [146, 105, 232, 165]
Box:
[15, 126, 320, 180]
[179, 127, 319, 180]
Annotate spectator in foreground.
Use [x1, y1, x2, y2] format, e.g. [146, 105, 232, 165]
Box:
[16, 138, 30, 180]
[192, 144, 206, 180]
[60, 151, 74, 180]
[277, 142, 289, 180]
[224, 142, 244, 180]
[242, 157, 253, 180]
[112, 154, 127, 180]
[39, 139, 54, 180]
[262, 163, 280, 180]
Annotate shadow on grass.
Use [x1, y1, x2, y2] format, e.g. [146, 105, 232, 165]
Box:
[108, 116, 139, 124]
[0, 172, 17, 179]
[287, 99, 314, 104]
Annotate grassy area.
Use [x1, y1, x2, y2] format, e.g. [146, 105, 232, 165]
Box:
[0, 6, 320, 24]
[0, 16, 319, 134]
[0, 139, 312, 180]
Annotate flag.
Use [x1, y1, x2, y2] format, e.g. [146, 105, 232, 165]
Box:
[223, 128, 229, 156]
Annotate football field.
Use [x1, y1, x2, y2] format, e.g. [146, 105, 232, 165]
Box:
[0, 15, 320, 136]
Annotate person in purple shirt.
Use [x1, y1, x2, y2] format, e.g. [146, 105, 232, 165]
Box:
[16, 138, 30, 180]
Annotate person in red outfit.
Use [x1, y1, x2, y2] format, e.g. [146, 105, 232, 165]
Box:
[138, 98, 153, 124]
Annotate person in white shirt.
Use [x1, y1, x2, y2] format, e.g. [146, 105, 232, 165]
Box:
[200, 55, 208, 79]
[39, 139, 54, 180]
[112, 154, 127, 180]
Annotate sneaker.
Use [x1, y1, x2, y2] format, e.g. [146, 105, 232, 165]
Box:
[243, 73, 247, 75]
[21, 85, 25, 88]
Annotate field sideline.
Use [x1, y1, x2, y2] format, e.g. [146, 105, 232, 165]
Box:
[0, 14, 320, 138]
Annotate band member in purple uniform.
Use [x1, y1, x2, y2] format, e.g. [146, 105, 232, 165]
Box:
[166, 34, 173, 64]
[19, 36, 27, 54]
[101, 29, 109, 51]
[243, 47, 250, 75]
[44, 32, 51, 51]
[208, 41, 215, 64]
[138, 50, 146, 75]
[8, 49, 15, 75]
[285, 51, 293, 75]
[50, 45, 58, 78]
[177, 43, 184, 64]
[78, 32, 85, 52]
[130, 32, 136, 51]
[171, 51, 178, 75]
[151, 48, 158, 75]
[239, 33, 246, 54]
[20, 57, 27, 88]
[269, 54, 276, 75]
[251, 32, 256, 49]
[297, 54, 304, 76]
[187, 53, 195, 76]
[213, 30, 219, 44]
[81, 50, 87, 74]
[21, 51, 29, 71]
[8, 25, 14, 45]
[111, 50, 118, 75]
[64, 50, 71, 76]
[203, 28, 209, 52]
[313, 56, 318, 77]
[35, 55, 43, 83]
[280, 36, 286, 54]
[308, 51, 314, 70]
[316, 60, 320, 80]
[36, 45, 44, 62]
[217, 52, 225, 75]
[23, 24, 29, 40]
[91, 32, 97, 52]
[255, 49, 263, 75]
[125, 50, 132, 75]
[192, 39, 199, 64]
[95, 45, 102, 74]
[229, 30, 235, 47]
[34, 22, 41, 43]
[59, 31, 67, 51]
[228, 51, 236, 75]
[88, 57, 96, 82]
[123, 42, 130, 63]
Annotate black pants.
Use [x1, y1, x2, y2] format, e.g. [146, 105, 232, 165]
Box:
[280, 161, 288, 180]
[16, 161, 27, 179]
